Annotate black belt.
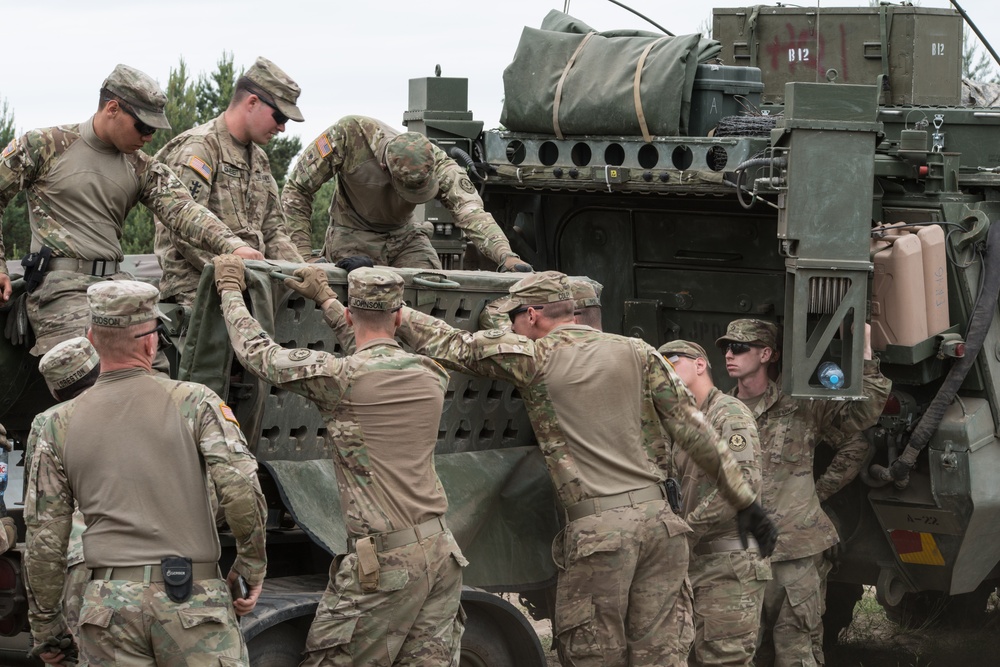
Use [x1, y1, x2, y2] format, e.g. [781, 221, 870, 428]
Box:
[566, 484, 666, 522]
[47, 257, 121, 277]
[92, 562, 220, 583]
[349, 516, 447, 553]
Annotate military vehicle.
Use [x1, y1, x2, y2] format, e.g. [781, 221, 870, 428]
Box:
[2, 2, 1000, 664]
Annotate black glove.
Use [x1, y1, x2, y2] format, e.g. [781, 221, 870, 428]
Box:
[736, 501, 778, 558]
[335, 255, 375, 273]
[890, 456, 913, 482]
[29, 632, 78, 664]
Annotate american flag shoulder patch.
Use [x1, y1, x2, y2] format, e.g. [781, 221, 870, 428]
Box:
[188, 155, 213, 183]
[1, 139, 16, 159]
[315, 134, 333, 158]
[219, 402, 239, 425]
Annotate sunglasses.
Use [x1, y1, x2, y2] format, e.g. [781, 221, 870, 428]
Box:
[119, 102, 157, 137]
[133, 320, 173, 349]
[509, 304, 543, 318]
[722, 342, 761, 355]
[256, 94, 289, 125]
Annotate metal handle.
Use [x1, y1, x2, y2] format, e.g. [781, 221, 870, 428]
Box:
[413, 274, 461, 289]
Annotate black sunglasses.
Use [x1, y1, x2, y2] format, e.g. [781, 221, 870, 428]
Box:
[133, 320, 172, 349]
[256, 94, 289, 125]
[118, 102, 157, 137]
[509, 304, 543, 318]
[722, 342, 760, 355]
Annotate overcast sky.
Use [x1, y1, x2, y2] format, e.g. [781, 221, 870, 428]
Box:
[3, 0, 999, 154]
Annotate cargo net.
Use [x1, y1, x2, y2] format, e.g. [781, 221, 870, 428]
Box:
[713, 113, 779, 138]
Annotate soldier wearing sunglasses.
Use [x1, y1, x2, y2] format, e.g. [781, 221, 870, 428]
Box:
[155, 57, 306, 307]
[718, 319, 891, 667]
[0, 64, 264, 357]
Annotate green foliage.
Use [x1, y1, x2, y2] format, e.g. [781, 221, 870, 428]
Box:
[0, 98, 29, 260]
[963, 28, 999, 83]
[264, 135, 303, 190]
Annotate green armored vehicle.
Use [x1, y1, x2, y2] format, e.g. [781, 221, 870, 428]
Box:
[2, 3, 1000, 664]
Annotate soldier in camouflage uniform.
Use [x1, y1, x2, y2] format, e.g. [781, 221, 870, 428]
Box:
[282, 115, 532, 271]
[659, 340, 770, 667]
[0, 64, 264, 356]
[24, 280, 266, 666]
[717, 319, 890, 667]
[393, 271, 777, 667]
[154, 57, 304, 306]
[212, 257, 466, 665]
[0, 424, 14, 554]
[29, 337, 102, 644]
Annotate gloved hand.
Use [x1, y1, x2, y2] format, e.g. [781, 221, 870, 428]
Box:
[0, 423, 9, 451]
[212, 255, 246, 294]
[30, 632, 79, 665]
[499, 255, 532, 273]
[284, 267, 337, 305]
[736, 501, 778, 558]
[890, 456, 913, 482]
[335, 255, 375, 273]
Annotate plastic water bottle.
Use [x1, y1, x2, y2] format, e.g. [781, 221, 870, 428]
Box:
[0, 448, 8, 513]
[817, 361, 845, 390]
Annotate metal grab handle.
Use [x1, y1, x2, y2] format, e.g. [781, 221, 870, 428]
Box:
[413, 274, 461, 289]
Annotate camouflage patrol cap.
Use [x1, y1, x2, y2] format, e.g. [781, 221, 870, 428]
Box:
[570, 278, 603, 309]
[87, 280, 163, 328]
[245, 56, 304, 122]
[102, 64, 171, 130]
[39, 337, 100, 393]
[716, 318, 778, 350]
[659, 340, 712, 369]
[385, 133, 439, 203]
[347, 267, 404, 311]
[497, 271, 573, 313]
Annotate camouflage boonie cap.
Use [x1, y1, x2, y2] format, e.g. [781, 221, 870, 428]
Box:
[39, 337, 100, 393]
[245, 56, 304, 122]
[385, 133, 439, 203]
[102, 64, 171, 130]
[716, 318, 778, 349]
[348, 267, 404, 311]
[571, 278, 603, 309]
[87, 280, 163, 328]
[497, 271, 573, 313]
[659, 340, 711, 369]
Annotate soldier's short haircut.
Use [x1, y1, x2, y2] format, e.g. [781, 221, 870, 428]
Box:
[348, 306, 397, 331]
[538, 300, 575, 321]
[89, 321, 153, 359]
[574, 306, 603, 329]
[97, 87, 122, 111]
[53, 365, 101, 402]
[229, 76, 255, 108]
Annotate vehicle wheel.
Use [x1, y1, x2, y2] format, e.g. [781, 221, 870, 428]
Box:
[883, 581, 995, 629]
[247, 621, 308, 667]
[460, 604, 516, 667]
[823, 582, 863, 646]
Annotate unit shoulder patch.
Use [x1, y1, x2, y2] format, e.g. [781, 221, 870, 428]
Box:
[288, 348, 312, 361]
[483, 329, 506, 339]
[458, 176, 476, 193]
[188, 156, 213, 183]
[729, 433, 748, 452]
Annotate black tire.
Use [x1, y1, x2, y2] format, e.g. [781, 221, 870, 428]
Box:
[460, 604, 516, 667]
[823, 581, 864, 646]
[884, 582, 996, 630]
[248, 621, 308, 667]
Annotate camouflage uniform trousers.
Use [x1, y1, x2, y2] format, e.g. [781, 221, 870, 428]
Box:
[26, 270, 133, 356]
[687, 549, 770, 667]
[552, 500, 694, 667]
[78, 577, 247, 666]
[300, 529, 466, 666]
[323, 223, 441, 269]
[755, 553, 832, 667]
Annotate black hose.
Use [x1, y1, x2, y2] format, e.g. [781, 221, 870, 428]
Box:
[870, 217, 1000, 488]
[448, 146, 486, 181]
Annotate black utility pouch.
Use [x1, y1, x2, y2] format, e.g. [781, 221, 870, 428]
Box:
[664, 477, 683, 514]
[161, 556, 193, 603]
[20, 246, 52, 294]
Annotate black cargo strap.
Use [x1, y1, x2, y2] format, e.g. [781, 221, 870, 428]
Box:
[566, 484, 665, 522]
[693, 537, 760, 556]
[47, 257, 121, 277]
[93, 562, 219, 583]
[348, 516, 447, 553]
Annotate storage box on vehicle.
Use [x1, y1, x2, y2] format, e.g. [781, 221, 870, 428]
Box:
[688, 63, 764, 136]
[712, 5, 962, 105]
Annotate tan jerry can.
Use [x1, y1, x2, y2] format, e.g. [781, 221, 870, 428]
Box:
[871, 233, 928, 351]
[713, 5, 962, 105]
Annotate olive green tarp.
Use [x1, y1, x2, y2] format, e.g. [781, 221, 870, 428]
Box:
[500, 10, 722, 137]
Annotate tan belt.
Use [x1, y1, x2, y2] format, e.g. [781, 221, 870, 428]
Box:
[350, 516, 447, 553]
[93, 562, 220, 583]
[566, 484, 665, 522]
[694, 537, 760, 556]
[47, 257, 122, 277]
